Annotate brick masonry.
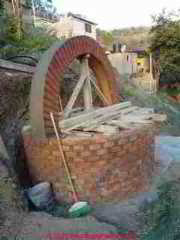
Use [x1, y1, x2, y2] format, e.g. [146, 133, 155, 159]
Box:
[23, 125, 158, 204]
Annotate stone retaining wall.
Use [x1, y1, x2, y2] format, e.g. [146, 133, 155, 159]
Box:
[23, 126, 157, 204]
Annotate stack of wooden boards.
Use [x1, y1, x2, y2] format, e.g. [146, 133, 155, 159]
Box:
[59, 101, 167, 135]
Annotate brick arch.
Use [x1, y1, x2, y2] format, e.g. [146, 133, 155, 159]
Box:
[30, 36, 117, 138]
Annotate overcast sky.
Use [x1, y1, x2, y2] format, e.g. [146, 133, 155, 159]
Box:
[53, 0, 180, 30]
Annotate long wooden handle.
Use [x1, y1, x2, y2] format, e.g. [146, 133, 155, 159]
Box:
[50, 112, 78, 202]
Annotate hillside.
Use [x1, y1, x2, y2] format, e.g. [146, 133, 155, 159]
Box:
[97, 26, 150, 50]
[112, 26, 150, 49]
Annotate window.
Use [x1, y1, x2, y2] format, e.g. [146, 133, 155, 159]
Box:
[85, 23, 92, 33]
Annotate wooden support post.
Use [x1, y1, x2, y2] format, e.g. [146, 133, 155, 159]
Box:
[83, 55, 93, 111]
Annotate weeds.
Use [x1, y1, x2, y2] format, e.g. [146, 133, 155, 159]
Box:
[141, 181, 180, 240]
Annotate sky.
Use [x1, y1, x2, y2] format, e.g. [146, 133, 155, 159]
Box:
[53, 0, 180, 30]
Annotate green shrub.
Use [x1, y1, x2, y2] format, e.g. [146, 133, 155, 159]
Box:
[0, 25, 61, 58]
[141, 181, 180, 240]
[124, 86, 136, 97]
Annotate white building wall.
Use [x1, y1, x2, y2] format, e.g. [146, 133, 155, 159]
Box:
[48, 15, 97, 40]
[72, 18, 97, 39]
[108, 53, 137, 75]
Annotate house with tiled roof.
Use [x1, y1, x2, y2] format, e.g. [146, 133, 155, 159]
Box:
[49, 12, 97, 40]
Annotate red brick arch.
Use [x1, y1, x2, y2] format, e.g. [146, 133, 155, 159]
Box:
[30, 36, 117, 138]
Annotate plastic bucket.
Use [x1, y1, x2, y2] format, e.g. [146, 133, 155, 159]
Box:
[68, 201, 91, 218]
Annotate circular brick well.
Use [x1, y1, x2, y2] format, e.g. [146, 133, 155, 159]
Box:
[23, 125, 157, 204]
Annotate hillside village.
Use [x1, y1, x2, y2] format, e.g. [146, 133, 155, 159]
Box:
[1, 1, 180, 240]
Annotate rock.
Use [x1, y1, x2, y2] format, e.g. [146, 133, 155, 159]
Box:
[27, 182, 55, 210]
[128, 191, 158, 208]
[0, 159, 9, 179]
[0, 135, 9, 162]
[92, 191, 158, 233]
[18, 213, 119, 240]
[154, 136, 180, 186]
[93, 202, 140, 232]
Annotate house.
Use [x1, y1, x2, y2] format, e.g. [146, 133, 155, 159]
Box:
[48, 12, 97, 40]
[108, 52, 138, 76]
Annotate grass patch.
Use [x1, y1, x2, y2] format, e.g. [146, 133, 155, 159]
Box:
[123, 86, 137, 97]
[160, 88, 180, 96]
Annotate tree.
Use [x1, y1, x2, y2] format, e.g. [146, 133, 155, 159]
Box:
[150, 9, 180, 86]
[25, 0, 58, 21]
[0, 0, 23, 42]
[0, 0, 4, 10]
[96, 29, 114, 48]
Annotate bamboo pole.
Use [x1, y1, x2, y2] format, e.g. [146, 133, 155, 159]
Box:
[50, 112, 78, 203]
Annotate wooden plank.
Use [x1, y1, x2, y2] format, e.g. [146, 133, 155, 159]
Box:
[152, 114, 167, 122]
[126, 108, 154, 116]
[64, 74, 87, 117]
[59, 101, 131, 131]
[81, 106, 139, 131]
[114, 106, 139, 116]
[70, 131, 93, 137]
[108, 119, 152, 129]
[93, 124, 119, 135]
[108, 120, 134, 129]
[90, 77, 110, 105]
[68, 107, 84, 116]
[82, 106, 132, 130]
[0, 59, 35, 73]
[118, 111, 166, 124]
[120, 114, 153, 123]
[64, 58, 88, 118]
[109, 112, 166, 128]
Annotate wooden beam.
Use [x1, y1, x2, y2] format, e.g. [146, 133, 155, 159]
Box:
[90, 76, 110, 105]
[83, 57, 93, 110]
[59, 101, 131, 131]
[94, 125, 119, 135]
[64, 61, 87, 118]
[82, 106, 140, 130]
[0, 59, 35, 73]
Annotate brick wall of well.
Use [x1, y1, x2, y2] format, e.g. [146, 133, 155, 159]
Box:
[23, 126, 158, 204]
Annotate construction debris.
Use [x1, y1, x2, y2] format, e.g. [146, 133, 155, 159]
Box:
[59, 101, 167, 135]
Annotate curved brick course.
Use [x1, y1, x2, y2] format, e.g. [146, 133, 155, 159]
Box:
[30, 36, 117, 138]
